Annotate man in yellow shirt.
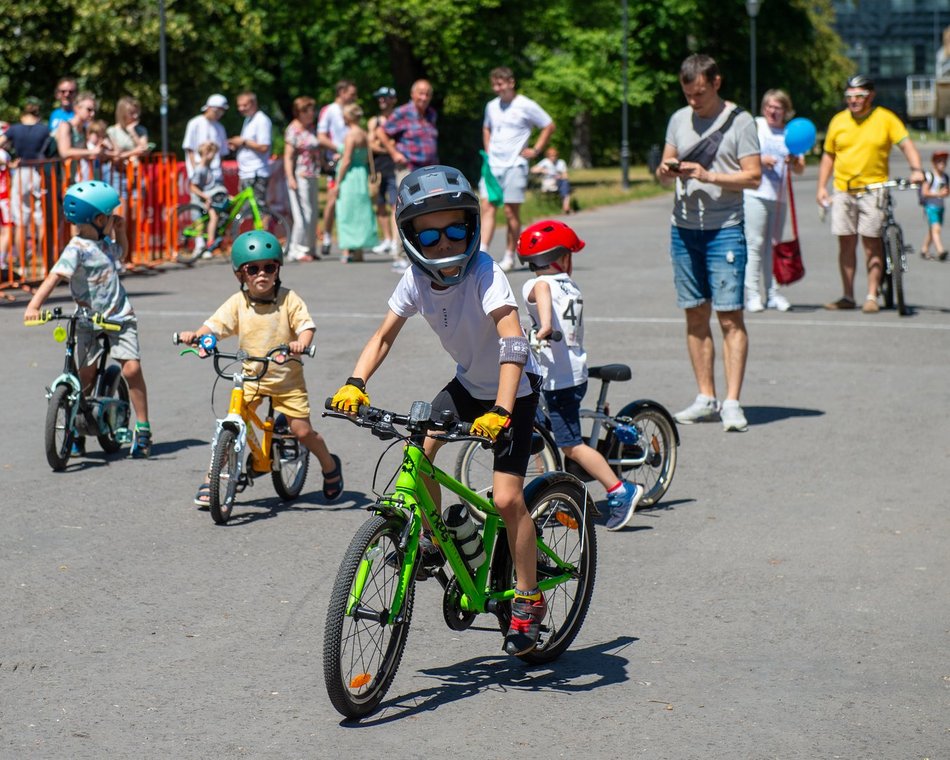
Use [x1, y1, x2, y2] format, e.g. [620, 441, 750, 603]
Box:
[817, 75, 924, 313]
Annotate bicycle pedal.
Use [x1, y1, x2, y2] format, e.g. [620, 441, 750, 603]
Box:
[114, 427, 133, 444]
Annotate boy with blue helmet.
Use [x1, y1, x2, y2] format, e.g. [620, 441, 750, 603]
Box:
[177, 230, 342, 506]
[24, 180, 153, 457]
[330, 164, 549, 656]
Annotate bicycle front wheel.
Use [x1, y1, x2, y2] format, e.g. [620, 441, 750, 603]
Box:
[455, 422, 561, 522]
[491, 474, 597, 664]
[45, 385, 75, 471]
[209, 428, 240, 524]
[885, 224, 907, 315]
[613, 404, 678, 508]
[271, 438, 309, 500]
[174, 204, 210, 264]
[324, 515, 414, 719]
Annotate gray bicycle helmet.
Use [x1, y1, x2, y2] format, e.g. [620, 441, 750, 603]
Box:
[846, 75, 874, 91]
[395, 165, 481, 287]
[63, 181, 120, 225]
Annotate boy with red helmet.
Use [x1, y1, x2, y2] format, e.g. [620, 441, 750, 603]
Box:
[517, 220, 644, 531]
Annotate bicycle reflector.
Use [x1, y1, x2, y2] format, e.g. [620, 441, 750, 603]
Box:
[53, 326, 68, 343]
[614, 422, 640, 446]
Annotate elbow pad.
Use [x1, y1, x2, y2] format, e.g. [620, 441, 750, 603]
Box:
[498, 336, 529, 365]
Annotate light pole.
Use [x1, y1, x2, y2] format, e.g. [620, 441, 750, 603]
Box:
[621, 0, 630, 190]
[746, 0, 762, 113]
[159, 0, 169, 154]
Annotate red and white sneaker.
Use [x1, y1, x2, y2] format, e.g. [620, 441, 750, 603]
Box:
[503, 591, 546, 655]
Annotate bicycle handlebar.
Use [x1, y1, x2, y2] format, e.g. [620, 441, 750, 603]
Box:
[24, 306, 123, 331]
[322, 398, 504, 446]
[172, 333, 317, 381]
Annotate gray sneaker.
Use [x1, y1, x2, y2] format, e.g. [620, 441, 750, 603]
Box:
[605, 482, 645, 531]
[674, 394, 720, 424]
[720, 400, 748, 432]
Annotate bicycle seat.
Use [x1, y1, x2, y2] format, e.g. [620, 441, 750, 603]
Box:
[588, 364, 631, 382]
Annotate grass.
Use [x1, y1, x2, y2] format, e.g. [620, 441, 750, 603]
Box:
[485, 164, 668, 228]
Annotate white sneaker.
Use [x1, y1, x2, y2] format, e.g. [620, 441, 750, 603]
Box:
[721, 400, 748, 432]
[674, 395, 720, 424]
[746, 295, 765, 313]
[372, 240, 392, 255]
[499, 253, 515, 272]
[766, 292, 791, 312]
[391, 258, 410, 273]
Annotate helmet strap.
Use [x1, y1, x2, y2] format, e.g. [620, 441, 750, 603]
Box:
[240, 275, 281, 305]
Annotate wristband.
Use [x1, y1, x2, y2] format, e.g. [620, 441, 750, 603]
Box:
[488, 404, 511, 417]
[345, 376, 366, 391]
[910, 167, 921, 172]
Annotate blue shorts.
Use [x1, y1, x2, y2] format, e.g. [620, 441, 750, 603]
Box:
[925, 205, 944, 226]
[670, 225, 747, 311]
[543, 382, 587, 448]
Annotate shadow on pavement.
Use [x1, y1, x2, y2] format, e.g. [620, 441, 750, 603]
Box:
[743, 406, 824, 425]
[213, 490, 372, 526]
[343, 636, 637, 726]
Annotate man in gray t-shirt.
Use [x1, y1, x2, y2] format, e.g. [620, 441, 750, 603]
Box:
[656, 54, 761, 433]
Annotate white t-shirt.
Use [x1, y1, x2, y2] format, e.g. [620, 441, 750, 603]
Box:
[317, 102, 347, 147]
[522, 274, 587, 391]
[237, 110, 273, 179]
[534, 157, 567, 193]
[182, 115, 229, 180]
[746, 116, 790, 202]
[388, 251, 538, 400]
[484, 94, 552, 169]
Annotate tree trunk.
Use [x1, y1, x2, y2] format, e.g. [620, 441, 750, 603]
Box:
[569, 109, 592, 169]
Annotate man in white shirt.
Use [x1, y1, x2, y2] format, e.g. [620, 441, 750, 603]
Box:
[479, 67, 555, 271]
[182, 94, 230, 181]
[228, 91, 273, 209]
[317, 80, 357, 256]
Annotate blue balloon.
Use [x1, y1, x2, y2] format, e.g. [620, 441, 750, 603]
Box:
[785, 117, 817, 155]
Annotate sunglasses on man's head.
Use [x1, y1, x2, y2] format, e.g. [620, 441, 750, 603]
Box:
[416, 223, 467, 248]
[845, 90, 870, 100]
[243, 262, 279, 276]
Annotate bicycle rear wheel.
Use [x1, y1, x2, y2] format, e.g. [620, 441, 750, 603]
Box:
[174, 204, 210, 264]
[491, 474, 597, 664]
[229, 211, 291, 255]
[324, 515, 414, 719]
[613, 403, 678, 507]
[271, 438, 309, 500]
[95, 364, 131, 454]
[209, 429, 239, 524]
[45, 385, 75, 471]
[885, 224, 907, 315]
[455, 422, 561, 523]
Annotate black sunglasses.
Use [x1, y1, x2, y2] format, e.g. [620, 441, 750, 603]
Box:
[243, 262, 278, 275]
[417, 222, 467, 247]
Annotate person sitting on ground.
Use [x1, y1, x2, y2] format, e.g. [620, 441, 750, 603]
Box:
[330, 165, 548, 657]
[517, 219, 644, 530]
[23, 180, 153, 458]
[919, 149, 949, 261]
[177, 230, 343, 508]
[530, 147, 573, 214]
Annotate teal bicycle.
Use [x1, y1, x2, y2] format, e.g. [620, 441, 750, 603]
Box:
[321, 400, 597, 719]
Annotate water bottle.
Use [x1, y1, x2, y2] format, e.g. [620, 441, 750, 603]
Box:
[441, 503, 486, 571]
[818, 199, 830, 223]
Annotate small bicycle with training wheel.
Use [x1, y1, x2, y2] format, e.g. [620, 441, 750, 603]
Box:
[456, 330, 679, 520]
[847, 178, 918, 316]
[174, 185, 290, 265]
[321, 399, 597, 719]
[25, 307, 132, 471]
[173, 333, 315, 524]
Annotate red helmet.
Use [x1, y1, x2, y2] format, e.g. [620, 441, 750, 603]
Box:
[516, 220, 585, 267]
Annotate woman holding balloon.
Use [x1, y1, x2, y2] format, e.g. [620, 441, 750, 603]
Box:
[742, 90, 809, 312]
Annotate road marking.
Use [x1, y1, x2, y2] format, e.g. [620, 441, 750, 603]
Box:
[139, 310, 950, 331]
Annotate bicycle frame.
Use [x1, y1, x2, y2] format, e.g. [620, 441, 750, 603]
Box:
[207, 374, 277, 487]
[218, 186, 266, 236]
[581, 384, 651, 471]
[352, 440, 585, 626]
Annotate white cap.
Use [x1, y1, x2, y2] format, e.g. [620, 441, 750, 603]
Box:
[201, 94, 229, 112]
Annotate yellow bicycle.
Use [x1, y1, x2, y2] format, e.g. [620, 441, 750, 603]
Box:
[174, 333, 316, 524]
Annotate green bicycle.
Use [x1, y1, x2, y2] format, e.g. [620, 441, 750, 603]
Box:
[174, 185, 290, 264]
[321, 399, 597, 719]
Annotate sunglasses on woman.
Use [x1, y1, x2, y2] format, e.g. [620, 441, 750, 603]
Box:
[416, 223, 467, 248]
[243, 262, 279, 275]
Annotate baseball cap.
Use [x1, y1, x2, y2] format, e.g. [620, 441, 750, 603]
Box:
[373, 86, 397, 99]
[202, 94, 229, 111]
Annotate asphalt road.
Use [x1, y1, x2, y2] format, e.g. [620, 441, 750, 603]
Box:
[2, 162, 948, 759]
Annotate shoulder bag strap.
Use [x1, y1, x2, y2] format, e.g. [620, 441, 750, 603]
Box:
[367, 138, 377, 179]
[680, 105, 744, 163]
[786, 170, 798, 241]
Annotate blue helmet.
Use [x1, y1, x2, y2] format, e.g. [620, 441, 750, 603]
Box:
[395, 165, 481, 287]
[63, 181, 120, 224]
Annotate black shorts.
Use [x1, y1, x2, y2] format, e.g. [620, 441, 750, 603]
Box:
[239, 175, 269, 208]
[431, 375, 541, 477]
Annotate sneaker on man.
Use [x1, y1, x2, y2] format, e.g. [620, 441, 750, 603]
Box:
[391, 258, 410, 273]
[767, 292, 791, 311]
[372, 239, 392, 255]
[320, 240, 332, 258]
[499, 253, 515, 272]
[674, 394, 720, 424]
[862, 296, 880, 314]
[720, 400, 748, 432]
[503, 592, 547, 656]
[605, 482, 645, 531]
[746, 294, 765, 313]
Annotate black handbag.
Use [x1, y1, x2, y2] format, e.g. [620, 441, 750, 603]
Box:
[679, 106, 743, 169]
